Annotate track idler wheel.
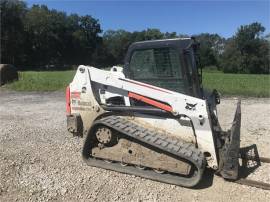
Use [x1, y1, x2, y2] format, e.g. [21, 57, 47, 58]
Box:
[96, 126, 112, 144]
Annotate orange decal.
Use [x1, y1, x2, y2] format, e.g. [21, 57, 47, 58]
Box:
[128, 92, 172, 112]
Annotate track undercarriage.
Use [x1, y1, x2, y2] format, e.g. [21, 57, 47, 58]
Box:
[82, 115, 206, 187]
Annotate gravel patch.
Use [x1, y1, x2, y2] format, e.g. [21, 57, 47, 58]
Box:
[0, 91, 269, 201]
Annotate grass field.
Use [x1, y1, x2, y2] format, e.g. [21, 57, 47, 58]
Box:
[5, 71, 75, 91]
[4, 70, 270, 97]
[203, 72, 270, 97]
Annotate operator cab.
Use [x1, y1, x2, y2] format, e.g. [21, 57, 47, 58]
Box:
[124, 38, 203, 98]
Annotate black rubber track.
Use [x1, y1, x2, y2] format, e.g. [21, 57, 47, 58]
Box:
[82, 115, 206, 188]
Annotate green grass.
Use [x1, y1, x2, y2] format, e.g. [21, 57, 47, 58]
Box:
[203, 72, 270, 97]
[4, 70, 270, 97]
[5, 71, 75, 91]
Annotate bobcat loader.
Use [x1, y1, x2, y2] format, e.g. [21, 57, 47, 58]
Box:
[66, 38, 241, 187]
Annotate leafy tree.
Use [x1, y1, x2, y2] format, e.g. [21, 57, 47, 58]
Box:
[221, 22, 269, 74]
[101, 29, 179, 65]
[23, 5, 67, 66]
[70, 15, 102, 65]
[195, 33, 226, 69]
[91, 42, 116, 68]
[265, 33, 270, 42]
[164, 31, 178, 38]
[23, 5, 102, 67]
[220, 39, 242, 73]
[1, 0, 27, 65]
[133, 28, 164, 41]
[1, 0, 268, 74]
[102, 29, 132, 65]
[1, 2, 102, 69]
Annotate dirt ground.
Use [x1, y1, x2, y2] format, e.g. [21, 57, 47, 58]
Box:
[0, 90, 269, 202]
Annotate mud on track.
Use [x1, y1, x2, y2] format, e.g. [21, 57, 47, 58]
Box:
[0, 90, 269, 201]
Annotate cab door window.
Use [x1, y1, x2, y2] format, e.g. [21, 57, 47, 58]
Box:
[129, 47, 186, 93]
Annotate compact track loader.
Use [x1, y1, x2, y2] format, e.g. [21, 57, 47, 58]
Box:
[66, 38, 241, 187]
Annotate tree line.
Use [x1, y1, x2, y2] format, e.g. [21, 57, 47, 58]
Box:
[1, 0, 269, 73]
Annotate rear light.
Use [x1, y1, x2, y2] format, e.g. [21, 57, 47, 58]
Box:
[66, 85, 71, 115]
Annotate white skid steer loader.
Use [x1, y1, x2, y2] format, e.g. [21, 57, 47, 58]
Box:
[66, 38, 241, 187]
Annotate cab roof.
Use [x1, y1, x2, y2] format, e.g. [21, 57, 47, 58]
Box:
[129, 38, 194, 51]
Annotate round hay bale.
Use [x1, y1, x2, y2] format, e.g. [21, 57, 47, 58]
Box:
[0, 64, 18, 86]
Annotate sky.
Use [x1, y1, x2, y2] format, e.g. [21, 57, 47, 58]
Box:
[25, 0, 270, 38]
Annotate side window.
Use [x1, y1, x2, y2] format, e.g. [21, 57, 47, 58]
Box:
[129, 49, 155, 79]
[159, 48, 182, 79]
[129, 47, 185, 93]
[130, 48, 182, 79]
